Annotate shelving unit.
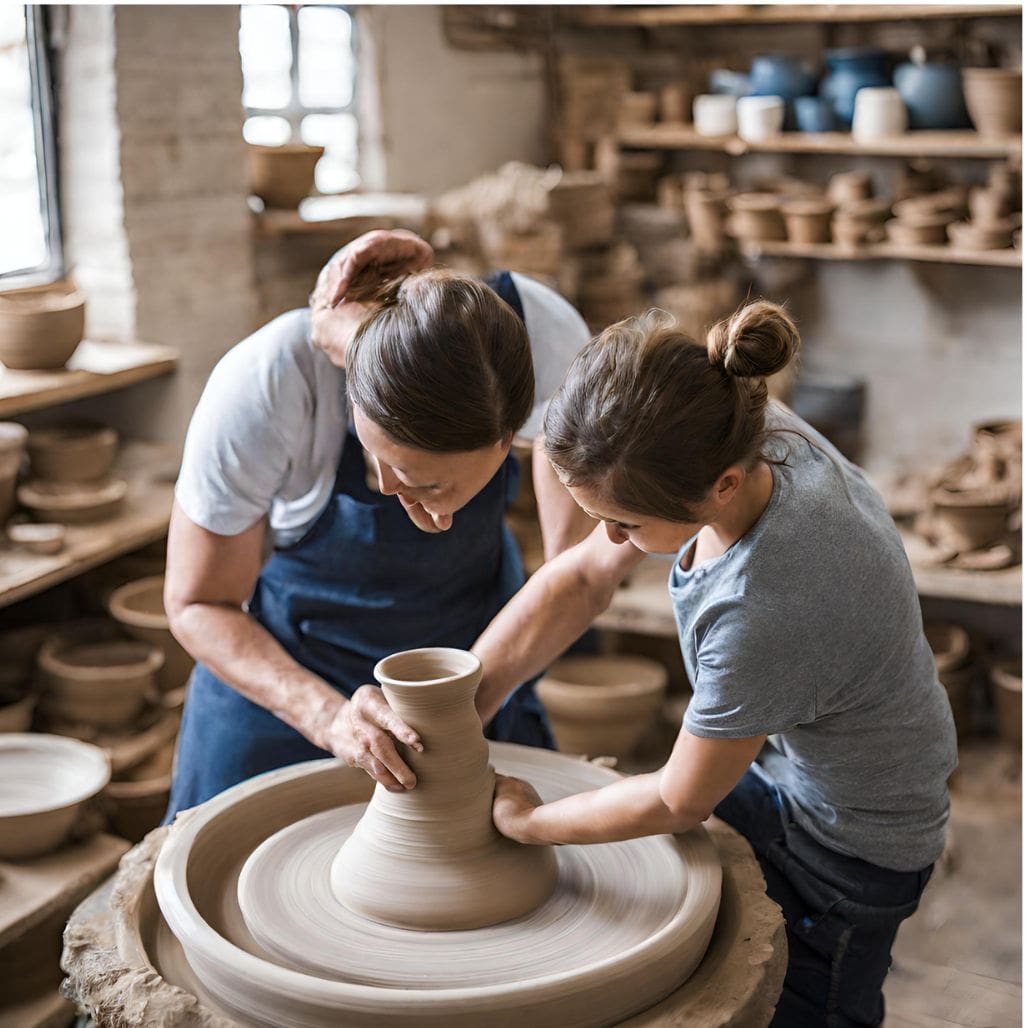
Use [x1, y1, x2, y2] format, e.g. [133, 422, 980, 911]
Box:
[573, 5, 1020, 27]
[618, 125, 1022, 160]
[739, 239, 1021, 268]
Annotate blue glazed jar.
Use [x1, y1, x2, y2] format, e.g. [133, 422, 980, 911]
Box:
[893, 62, 971, 130]
[795, 96, 837, 132]
[820, 47, 890, 128]
[750, 55, 817, 129]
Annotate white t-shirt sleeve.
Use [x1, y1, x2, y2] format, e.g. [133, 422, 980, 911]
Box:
[175, 311, 310, 537]
[510, 273, 591, 441]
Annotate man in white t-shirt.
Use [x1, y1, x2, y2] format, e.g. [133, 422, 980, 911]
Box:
[163, 230, 593, 818]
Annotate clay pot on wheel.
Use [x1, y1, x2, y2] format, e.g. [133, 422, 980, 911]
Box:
[538, 655, 668, 760]
[0, 285, 86, 370]
[108, 575, 194, 693]
[0, 733, 110, 859]
[962, 68, 1022, 137]
[26, 424, 119, 482]
[989, 661, 1021, 748]
[0, 422, 27, 524]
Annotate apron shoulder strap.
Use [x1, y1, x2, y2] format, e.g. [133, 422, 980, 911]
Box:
[481, 270, 525, 324]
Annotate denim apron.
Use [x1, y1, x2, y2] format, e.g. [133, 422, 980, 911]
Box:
[165, 273, 553, 820]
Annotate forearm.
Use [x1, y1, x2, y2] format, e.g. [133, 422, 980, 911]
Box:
[532, 440, 593, 560]
[172, 602, 343, 748]
[519, 773, 701, 845]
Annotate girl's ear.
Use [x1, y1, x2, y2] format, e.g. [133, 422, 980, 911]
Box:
[712, 465, 745, 508]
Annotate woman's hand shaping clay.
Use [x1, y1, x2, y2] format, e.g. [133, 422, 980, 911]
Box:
[492, 773, 546, 844]
[318, 684, 424, 793]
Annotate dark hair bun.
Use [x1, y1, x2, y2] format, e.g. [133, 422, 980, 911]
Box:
[706, 300, 800, 378]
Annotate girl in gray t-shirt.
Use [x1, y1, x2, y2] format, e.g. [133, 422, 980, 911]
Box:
[480, 300, 957, 1028]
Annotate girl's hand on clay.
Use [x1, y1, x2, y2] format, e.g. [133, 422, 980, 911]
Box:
[324, 684, 424, 793]
[492, 773, 545, 844]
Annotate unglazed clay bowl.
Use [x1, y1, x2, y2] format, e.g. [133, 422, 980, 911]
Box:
[930, 487, 1012, 551]
[105, 739, 175, 843]
[26, 424, 119, 483]
[0, 733, 110, 859]
[538, 655, 669, 759]
[781, 199, 835, 243]
[726, 192, 786, 242]
[0, 288, 85, 370]
[37, 629, 164, 730]
[108, 575, 194, 693]
[7, 521, 66, 554]
[18, 476, 128, 523]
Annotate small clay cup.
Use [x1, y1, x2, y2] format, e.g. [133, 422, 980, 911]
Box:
[538, 655, 668, 760]
[962, 68, 1022, 137]
[0, 733, 110, 859]
[781, 199, 835, 244]
[989, 661, 1021, 748]
[727, 192, 786, 242]
[26, 424, 119, 483]
[0, 287, 86, 370]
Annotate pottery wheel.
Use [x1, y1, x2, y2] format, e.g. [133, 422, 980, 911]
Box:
[238, 800, 687, 988]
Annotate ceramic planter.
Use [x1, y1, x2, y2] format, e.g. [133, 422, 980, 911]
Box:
[0, 287, 86, 370]
[108, 575, 195, 693]
[537, 655, 668, 759]
[693, 94, 737, 136]
[781, 199, 835, 243]
[728, 192, 787, 242]
[0, 733, 110, 859]
[37, 628, 164, 730]
[736, 95, 785, 143]
[852, 87, 908, 141]
[26, 424, 119, 483]
[0, 422, 27, 525]
[248, 143, 325, 209]
[18, 476, 128, 523]
[962, 69, 1022, 136]
[989, 661, 1021, 748]
[894, 63, 970, 130]
[820, 47, 890, 127]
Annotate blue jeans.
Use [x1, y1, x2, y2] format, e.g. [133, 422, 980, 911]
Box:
[715, 770, 933, 1027]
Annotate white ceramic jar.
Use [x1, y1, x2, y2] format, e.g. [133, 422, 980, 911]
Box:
[693, 94, 738, 137]
[736, 95, 786, 142]
[851, 86, 908, 141]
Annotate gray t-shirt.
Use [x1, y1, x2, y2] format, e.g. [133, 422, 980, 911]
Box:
[669, 405, 957, 872]
[176, 273, 591, 547]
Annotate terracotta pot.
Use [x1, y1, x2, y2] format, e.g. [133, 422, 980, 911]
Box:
[7, 521, 66, 554]
[989, 661, 1021, 747]
[0, 287, 86, 370]
[38, 629, 164, 730]
[105, 740, 174, 842]
[781, 199, 835, 243]
[930, 486, 1012, 550]
[947, 219, 1014, 251]
[18, 476, 128, 523]
[26, 424, 119, 482]
[728, 193, 786, 242]
[537, 655, 668, 759]
[969, 185, 1013, 222]
[685, 190, 729, 249]
[962, 68, 1022, 137]
[108, 576, 194, 692]
[0, 421, 27, 524]
[248, 143, 324, 209]
[0, 692, 35, 732]
[0, 733, 110, 859]
[827, 171, 872, 206]
[886, 215, 952, 246]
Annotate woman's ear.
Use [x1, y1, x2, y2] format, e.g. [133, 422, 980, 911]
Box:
[712, 465, 745, 509]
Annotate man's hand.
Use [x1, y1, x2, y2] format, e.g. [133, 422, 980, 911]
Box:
[318, 685, 423, 792]
[492, 773, 546, 844]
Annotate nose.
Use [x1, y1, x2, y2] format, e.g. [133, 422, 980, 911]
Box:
[377, 462, 402, 496]
[605, 522, 628, 545]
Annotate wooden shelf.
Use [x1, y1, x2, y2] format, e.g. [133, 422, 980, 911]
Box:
[0, 442, 177, 609]
[255, 193, 428, 238]
[574, 5, 1020, 27]
[740, 239, 1021, 267]
[0, 340, 177, 420]
[618, 125, 1021, 159]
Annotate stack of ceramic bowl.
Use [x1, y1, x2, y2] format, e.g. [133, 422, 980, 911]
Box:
[727, 192, 786, 243]
[537, 655, 668, 761]
[17, 423, 125, 529]
[962, 67, 1022, 137]
[0, 283, 86, 371]
[925, 623, 976, 738]
[887, 190, 965, 247]
[104, 735, 176, 842]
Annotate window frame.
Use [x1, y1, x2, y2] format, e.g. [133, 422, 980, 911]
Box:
[0, 5, 64, 290]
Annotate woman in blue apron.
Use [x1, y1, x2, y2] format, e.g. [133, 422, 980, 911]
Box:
[165, 246, 587, 820]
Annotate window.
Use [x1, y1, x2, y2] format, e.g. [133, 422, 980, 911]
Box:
[0, 5, 62, 285]
[239, 5, 359, 195]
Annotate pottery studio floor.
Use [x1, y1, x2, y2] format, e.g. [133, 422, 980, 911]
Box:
[627, 722, 1022, 1028]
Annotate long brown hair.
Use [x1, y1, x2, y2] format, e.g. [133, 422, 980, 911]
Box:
[346, 269, 534, 452]
[544, 300, 800, 521]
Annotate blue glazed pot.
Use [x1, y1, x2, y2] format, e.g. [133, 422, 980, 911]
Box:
[893, 62, 971, 130]
[750, 54, 817, 129]
[820, 47, 890, 128]
[709, 68, 752, 98]
[795, 96, 837, 132]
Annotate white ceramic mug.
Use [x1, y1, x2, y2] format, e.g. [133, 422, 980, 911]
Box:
[736, 95, 786, 142]
[851, 87, 908, 141]
[693, 94, 738, 137]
